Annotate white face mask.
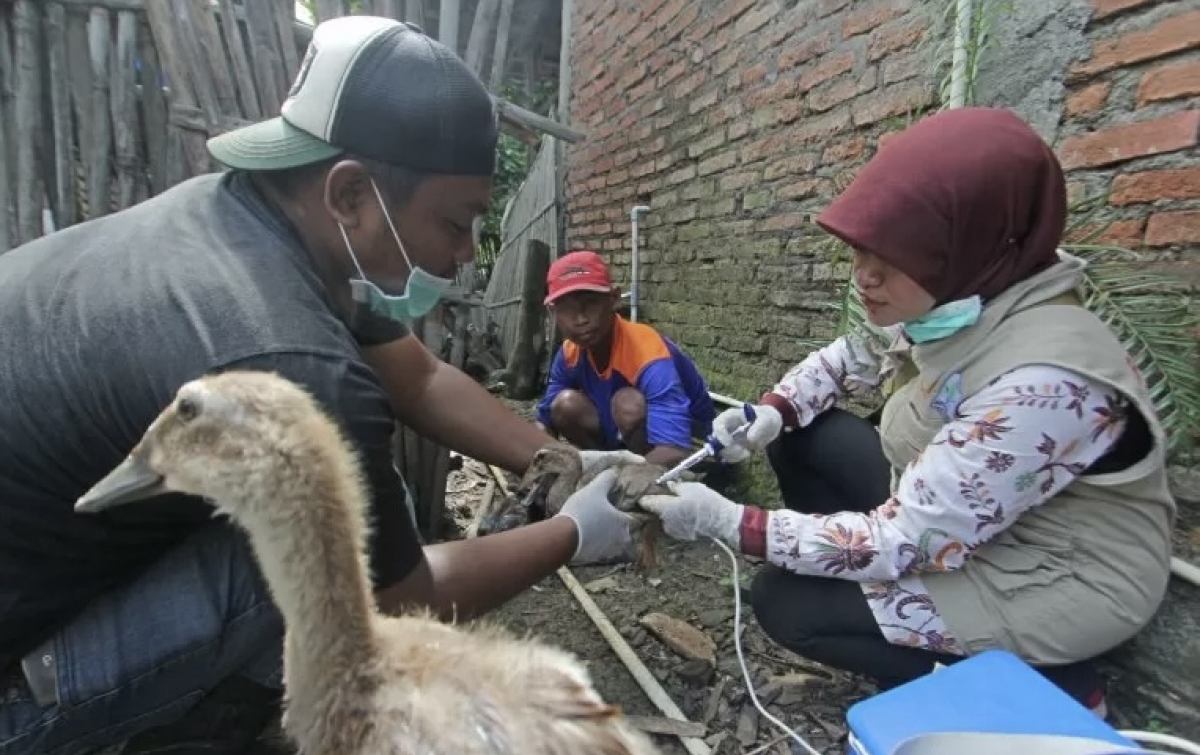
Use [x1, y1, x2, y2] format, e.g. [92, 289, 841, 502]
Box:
[337, 178, 454, 323]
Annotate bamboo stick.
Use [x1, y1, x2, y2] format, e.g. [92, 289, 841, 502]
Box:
[215, 0, 260, 119]
[110, 11, 140, 209]
[482, 464, 712, 755]
[241, 0, 285, 114]
[273, 0, 301, 82]
[86, 6, 112, 219]
[187, 0, 237, 120]
[143, 0, 207, 175]
[44, 4, 76, 230]
[168, 0, 220, 128]
[13, 0, 44, 244]
[138, 18, 168, 194]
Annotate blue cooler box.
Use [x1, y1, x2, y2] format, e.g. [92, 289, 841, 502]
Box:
[845, 650, 1137, 755]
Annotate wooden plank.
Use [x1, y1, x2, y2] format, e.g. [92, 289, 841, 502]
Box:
[138, 17, 169, 194]
[403, 0, 424, 27]
[186, 0, 238, 120]
[44, 4, 77, 230]
[241, 0, 285, 114]
[0, 4, 16, 250]
[13, 0, 44, 244]
[168, 0, 221, 127]
[110, 10, 140, 210]
[216, 0, 260, 119]
[64, 9, 91, 218]
[375, 0, 402, 20]
[143, 1, 208, 175]
[493, 97, 584, 143]
[86, 7, 112, 220]
[273, 0, 301, 83]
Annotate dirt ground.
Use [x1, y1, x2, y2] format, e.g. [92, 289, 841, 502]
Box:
[443, 454, 874, 755]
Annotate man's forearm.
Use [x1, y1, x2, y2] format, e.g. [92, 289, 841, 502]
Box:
[377, 517, 577, 621]
[366, 337, 551, 474]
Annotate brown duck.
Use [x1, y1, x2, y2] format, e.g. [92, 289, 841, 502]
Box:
[75, 371, 662, 755]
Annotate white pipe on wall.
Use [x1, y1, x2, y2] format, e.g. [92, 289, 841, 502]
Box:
[948, 0, 974, 108]
[629, 205, 650, 322]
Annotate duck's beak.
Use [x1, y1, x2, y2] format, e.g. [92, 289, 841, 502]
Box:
[76, 454, 166, 513]
[519, 473, 558, 521]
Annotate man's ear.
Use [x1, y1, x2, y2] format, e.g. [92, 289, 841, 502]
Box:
[322, 159, 373, 229]
[608, 287, 623, 310]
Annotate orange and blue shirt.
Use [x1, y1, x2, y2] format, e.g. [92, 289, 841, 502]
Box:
[537, 317, 715, 450]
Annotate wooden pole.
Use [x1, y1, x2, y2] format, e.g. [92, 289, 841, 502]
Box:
[216, 0, 261, 119]
[13, 1, 44, 244]
[110, 10, 140, 210]
[85, 6, 112, 219]
[138, 18, 169, 194]
[44, 4, 76, 231]
[0, 4, 18, 250]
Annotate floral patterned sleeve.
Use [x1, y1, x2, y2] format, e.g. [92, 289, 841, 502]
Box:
[763, 331, 894, 428]
[763, 364, 1129, 583]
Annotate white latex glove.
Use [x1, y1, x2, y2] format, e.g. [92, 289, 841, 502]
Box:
[555, 469, 638, 565]
[711, 404, 783, 463]
[578, 449, 645, 477]
[639, 482, 744, 547]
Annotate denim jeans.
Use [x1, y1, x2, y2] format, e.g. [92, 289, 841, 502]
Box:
[0, 523, 284, 755]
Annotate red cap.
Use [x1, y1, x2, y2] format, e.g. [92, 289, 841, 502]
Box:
[544, 250, 613, 304]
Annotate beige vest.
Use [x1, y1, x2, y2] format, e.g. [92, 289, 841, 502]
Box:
[878, 254, 1176, 664]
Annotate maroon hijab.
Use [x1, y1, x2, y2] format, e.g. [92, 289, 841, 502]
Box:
[816, 107, 1067, 305]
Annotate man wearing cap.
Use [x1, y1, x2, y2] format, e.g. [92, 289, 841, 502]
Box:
[0, 17, 641, 755]
[537, 250, 716, 468]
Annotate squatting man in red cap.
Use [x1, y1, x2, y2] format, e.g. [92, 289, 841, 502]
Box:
[535, 249, 716, 469]
[0, 16, 645, 754]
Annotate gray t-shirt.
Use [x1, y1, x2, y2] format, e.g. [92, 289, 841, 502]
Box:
[0, 171, 422, 668]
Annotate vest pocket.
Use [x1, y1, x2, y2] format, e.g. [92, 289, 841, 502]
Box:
[969, 541, 1074, 596]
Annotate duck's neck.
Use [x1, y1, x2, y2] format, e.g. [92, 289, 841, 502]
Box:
[243, 479, 378, 696]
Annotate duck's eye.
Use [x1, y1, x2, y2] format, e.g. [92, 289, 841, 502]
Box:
[177, 396, 199, 422]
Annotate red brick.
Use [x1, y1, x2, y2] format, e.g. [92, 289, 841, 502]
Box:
[1059, 111, 1200, 170]
[819, 0, 850, 16]
[1066, 218, 1146, 247]
[773, 98, 806, 125]
[808, 76, 860, 112]
[741, 63, 768, 87]
[882, 50, 925, 84]
[1065, 81, 1111, 117]
[794, 107, 853, 143]
[1138, 61, 1200, 106]
[1071, 11, 1200, 81]
[824, 135, 867, 164]
[868, 20, 925, 61]
[1146, 211, 1200, 247]
[763, 153, 819, 180]
[733, 4, 775, 39]
[1090, 0, 1156, 22]
[850, 82, 936, 126]
[720, 171, 760, 191]
[779, 31, 833, 70]
[799, 51, 856, 92]
[711, 0, 758, 31]
[1110, 166, 1200, 205]
[762, 212, 807, 231]
[779, 178, 822, 200]
[844, 0, 911, 39]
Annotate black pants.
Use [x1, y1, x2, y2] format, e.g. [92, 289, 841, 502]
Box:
[748, 409, 1103, 703]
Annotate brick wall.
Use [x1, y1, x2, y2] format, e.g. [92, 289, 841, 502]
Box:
[1060, 0, 1200, 254]
[563, 0, 941, 399]
[562, 0, 1199, 401]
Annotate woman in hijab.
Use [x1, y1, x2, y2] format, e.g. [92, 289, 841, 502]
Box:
[640, 107, 1176, 715]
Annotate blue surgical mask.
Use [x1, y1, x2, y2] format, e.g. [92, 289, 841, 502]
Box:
[902, 295, 982, 344]
[338, 178, 454, 323]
